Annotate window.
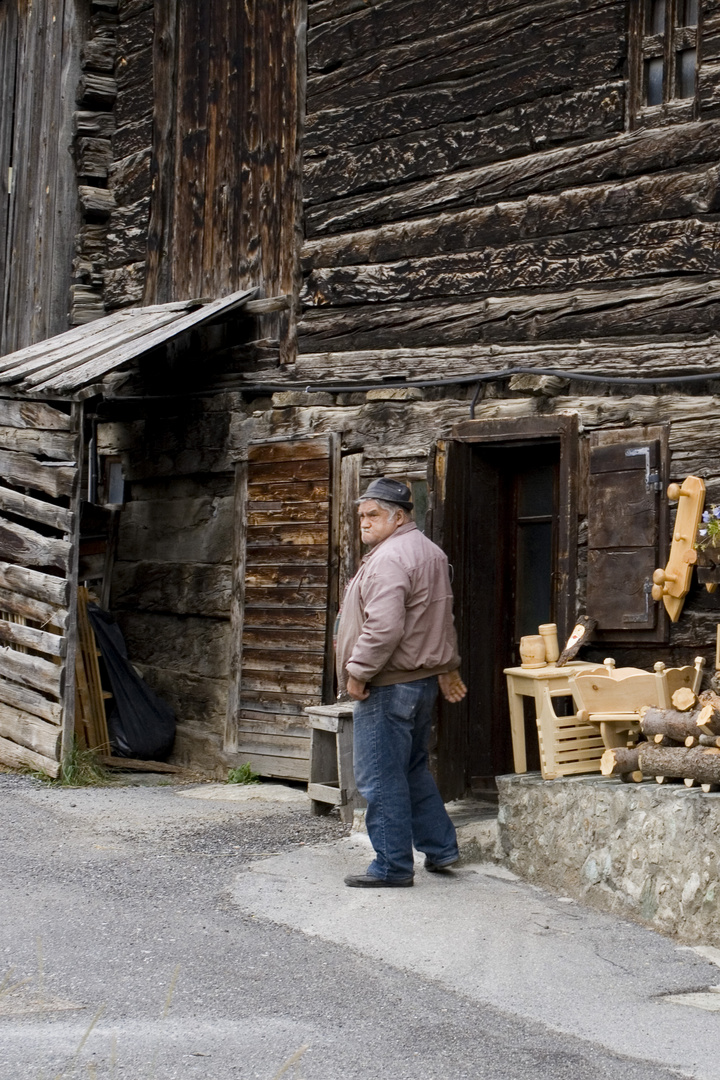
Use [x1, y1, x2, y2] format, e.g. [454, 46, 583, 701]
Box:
[631, 0, 700, 123]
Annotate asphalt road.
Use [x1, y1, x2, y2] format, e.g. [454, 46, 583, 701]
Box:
[1, 771, 719, 1080]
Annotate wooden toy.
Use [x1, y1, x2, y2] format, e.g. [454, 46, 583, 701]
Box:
[651, 476, 705, 621]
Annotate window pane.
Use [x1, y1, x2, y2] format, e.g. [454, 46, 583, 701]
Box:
[645, 56, 664, 105]
[678, 0, 698, 26]
[677, 48, 696, 98]
[515, 521, 553, 639]
[647, 0, 665, 34]
[517, 463, 555, 518]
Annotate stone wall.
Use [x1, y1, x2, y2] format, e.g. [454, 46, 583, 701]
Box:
[496, 773, 720, 945]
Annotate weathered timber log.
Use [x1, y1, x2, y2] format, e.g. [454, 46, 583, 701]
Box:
[0, 399, 73, 431]
[304, 119, 720, 235]
[641, 706, 703, 742]
[0, 733, 59, 777]
[108, 149, 151, 205]
[77, 73, 117, 109]
[302, 219, 720, 306]
[0, 562, 69, 608]
[298, 278, 720, 351]
[0, 487, 74, 535]
[81, 36, 116, 74]
[0, 618, 65, 657]
[0, 675, 62, 724]
[638, 744, 720, 784]
[293, 341, 720, 384]
[0, 518, 71, 572]
[106, 199, 151, 269]
[601, 745, 641, 775]
[0, 586, 67, 630]
[0, 646, 63, 697]
[74, 111, 115, 139]
[79, 185, 116, 217]
[302, 167, 720, 271]
[305, 6, 622, 151]
[308, 0, 622, 111]
[76, 137, 113, 178]
[304, 84, 622, 205]
[0, 426, 76, 460]
[0, 703, 61, 759]
[0, 450, 75, 499]
[699, 734, 720, 747]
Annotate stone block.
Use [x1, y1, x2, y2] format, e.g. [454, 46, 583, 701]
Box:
[365, 387, 425, 402]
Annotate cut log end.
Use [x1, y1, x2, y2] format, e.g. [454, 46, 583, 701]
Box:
[672, 687, 697, 712]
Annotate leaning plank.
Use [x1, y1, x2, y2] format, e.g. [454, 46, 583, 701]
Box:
[0, 485, 74, 533]
[0, 562, 69, 607]
[0, 703, 61, 759]
[0, 450, 75, 499]
[0, 647, 63, 697]
[0, 426, 76, 460]
[0, 618, 65, 657]
[0, 399, 74, 431]
[0, 586, 67, 629]
[228, 751, 309, 780]
[100, 756, 184, 774]
[0, 676, 61, 724]
[0, 518, 71, 571]
[0, 733, 60, 777]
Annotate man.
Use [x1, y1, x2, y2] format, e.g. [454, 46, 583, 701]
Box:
[336, 477, 467, 888]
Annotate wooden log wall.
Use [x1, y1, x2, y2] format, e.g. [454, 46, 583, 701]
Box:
[0, 0, 85, 352]
[0, 399, 82, 779]
[299, 0, 720, 355]
[100, 393, 243, 773]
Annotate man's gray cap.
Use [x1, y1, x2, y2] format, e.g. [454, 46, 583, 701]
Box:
[356, 477, 413, 511]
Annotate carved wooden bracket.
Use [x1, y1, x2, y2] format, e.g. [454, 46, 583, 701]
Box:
[651, 475, 706, 622]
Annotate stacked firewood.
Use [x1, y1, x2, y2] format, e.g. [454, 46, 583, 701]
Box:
[601, 689, 720, 792]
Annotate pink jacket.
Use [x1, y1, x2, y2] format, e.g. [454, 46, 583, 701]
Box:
[336, 522, 461, 689]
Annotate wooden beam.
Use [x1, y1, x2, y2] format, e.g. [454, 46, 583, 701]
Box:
[0, 618, 65, 657]
[0, 485, 74, 534]
[0, 561, 70, 608]
[0, 702, 61, 759]
[0, 733, 60, 777]
[0, 517, 71, 571]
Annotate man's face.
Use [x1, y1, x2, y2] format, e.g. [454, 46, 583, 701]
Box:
[358, 500, 403, 548]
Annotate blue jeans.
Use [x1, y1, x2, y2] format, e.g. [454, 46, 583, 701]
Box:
[352, 677, 459, 881]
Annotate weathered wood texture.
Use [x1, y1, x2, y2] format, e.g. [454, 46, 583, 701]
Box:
[300, 0, 720, 355]
[144, 0, 304, 359]
[226, 438, 338, 780]
[0, 405, 80, 776]
[1, 0, 84, 350]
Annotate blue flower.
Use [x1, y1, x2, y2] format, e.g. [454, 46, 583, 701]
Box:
[699, 528, 708, 537]
[713, 506, 720, 519]
[703, 511, 711, 523]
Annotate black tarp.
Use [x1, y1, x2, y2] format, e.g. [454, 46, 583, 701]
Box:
[88, 604, 176, 760]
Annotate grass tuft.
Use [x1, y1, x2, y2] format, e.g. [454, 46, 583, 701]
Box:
[27, 739, 111, 787]
[227, 762, 260, 785]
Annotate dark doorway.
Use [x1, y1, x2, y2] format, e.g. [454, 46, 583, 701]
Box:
[433, 417, 578, 799]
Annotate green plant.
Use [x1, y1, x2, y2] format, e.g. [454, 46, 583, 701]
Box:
[227, 762, 260, 785]
[27, 739, 111, 787]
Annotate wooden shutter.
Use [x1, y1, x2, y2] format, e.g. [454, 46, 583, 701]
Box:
[586, 426, 669, 641]
[226, 436, 339, 780]
[0, 399, 82, 777]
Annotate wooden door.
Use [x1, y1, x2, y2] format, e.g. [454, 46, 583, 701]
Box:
[0, 398, 83, 778]
[225, 436, 340, 780]
[433, 417, 578, 796]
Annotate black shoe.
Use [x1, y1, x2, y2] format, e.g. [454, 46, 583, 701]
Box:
[424, 857, 459, 874]
[344, 873, 414, 888]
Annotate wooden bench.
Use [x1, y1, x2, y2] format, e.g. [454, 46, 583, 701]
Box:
[305, 703, 365, 823]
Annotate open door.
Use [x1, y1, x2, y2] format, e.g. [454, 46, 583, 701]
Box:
[431, 417, 579, 798]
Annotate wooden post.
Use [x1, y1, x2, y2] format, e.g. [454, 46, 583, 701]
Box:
[60, 401, 84, 770]
[223, 460, 248, 756]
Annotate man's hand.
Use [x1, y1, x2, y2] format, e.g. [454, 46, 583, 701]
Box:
[347, 675, 370, 701]
[438, 670, 467, 703]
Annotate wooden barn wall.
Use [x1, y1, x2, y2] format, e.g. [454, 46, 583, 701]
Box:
[0, 0, 85, 353]
[99, 391, 249, 774]
[142, 0, 305, 360]
[299, 0, 720, 353]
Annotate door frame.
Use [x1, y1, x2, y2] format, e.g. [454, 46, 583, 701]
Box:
[452, 414, 579, 643]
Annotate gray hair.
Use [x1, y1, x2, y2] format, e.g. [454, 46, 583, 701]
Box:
[371, 498, 412, 523]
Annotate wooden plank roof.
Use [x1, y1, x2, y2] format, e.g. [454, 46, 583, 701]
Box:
[0, 288, 257, 399]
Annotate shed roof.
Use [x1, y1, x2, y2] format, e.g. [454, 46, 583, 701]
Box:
[0, 288, 257, 400]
